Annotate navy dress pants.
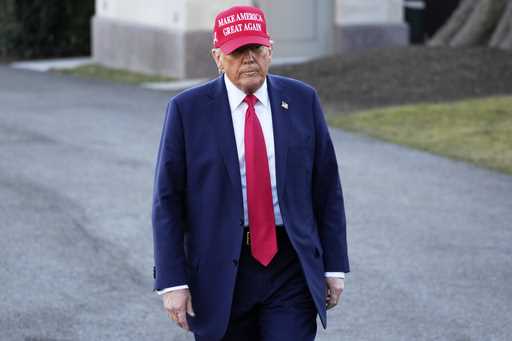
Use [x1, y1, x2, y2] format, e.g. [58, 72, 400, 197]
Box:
[195, 228, 318, 341]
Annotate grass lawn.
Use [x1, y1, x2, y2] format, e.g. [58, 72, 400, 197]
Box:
[54, 64, 174, 84]
[328, 96, 512, 175]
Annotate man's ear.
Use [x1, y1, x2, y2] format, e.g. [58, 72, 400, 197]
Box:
[211, 49, 222, 70]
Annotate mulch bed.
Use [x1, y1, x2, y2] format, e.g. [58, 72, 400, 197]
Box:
[271, 46, 512, 114]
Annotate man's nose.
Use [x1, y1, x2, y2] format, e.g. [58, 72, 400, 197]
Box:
[241, 49, 256, 63]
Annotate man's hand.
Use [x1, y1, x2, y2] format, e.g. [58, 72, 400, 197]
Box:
[325, 277, 344, 310]
[162, 289, 195, 331]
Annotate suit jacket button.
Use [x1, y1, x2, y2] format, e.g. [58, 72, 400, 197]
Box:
[240, 219, 244, 226]
[233, 259, 238, 266]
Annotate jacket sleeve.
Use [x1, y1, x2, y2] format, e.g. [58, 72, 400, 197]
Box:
[152, 99, 188, 290]
[311, 90, 350, 273]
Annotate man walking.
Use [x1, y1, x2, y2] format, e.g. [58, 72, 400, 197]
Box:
[152, 5, 349, 340]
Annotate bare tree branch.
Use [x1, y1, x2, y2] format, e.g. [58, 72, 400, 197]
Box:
[450, 0, 507, 47]
[428, 0, 478, 46]
[490, 0, 512, 49]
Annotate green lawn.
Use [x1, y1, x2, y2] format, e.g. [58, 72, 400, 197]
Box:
[54, 64, 174, 84]
[328, 96, 512, 175]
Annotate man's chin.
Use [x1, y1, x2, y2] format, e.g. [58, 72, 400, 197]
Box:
[240, 77, 264, 94]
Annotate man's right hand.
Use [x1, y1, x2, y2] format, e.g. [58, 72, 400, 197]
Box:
[162, 289, 195, 331]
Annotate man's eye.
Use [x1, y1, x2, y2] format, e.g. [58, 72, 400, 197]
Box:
[230, 45, 264, 56]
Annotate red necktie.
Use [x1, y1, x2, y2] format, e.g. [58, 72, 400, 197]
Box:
[244, 94, 278, 266]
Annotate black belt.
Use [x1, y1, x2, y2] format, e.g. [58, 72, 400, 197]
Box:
[243, 225, 285, 246]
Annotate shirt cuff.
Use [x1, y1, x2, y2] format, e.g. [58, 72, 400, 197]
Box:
[156, 285, 189, 295]
[325, 272, 345, 279]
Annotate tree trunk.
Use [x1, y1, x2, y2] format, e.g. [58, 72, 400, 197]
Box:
[490, 0, 512, 49]
[428, 0, 478, 46]
[450, 0, 507, 47]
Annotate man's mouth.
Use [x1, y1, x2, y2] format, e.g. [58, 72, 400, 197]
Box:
[241, 70, 258, 77]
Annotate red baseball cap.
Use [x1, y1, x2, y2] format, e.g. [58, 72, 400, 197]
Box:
[213, 5, 271, 55]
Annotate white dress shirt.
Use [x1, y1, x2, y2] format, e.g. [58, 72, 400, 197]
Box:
[225, 74, 283, 226]
[157, 75, 344, 295]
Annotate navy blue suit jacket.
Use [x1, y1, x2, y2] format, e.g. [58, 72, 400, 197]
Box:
[152, 74, 349, 338]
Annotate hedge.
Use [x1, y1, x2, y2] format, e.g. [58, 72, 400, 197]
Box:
[0, 0, 94, 59]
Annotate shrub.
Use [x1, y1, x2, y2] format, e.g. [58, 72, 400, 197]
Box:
[0, 0, 94, 59]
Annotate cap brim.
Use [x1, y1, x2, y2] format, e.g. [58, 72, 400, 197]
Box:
[219, 35, 270, 55]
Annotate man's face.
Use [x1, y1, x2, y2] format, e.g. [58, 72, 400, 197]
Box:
[212, 44, 272, 94]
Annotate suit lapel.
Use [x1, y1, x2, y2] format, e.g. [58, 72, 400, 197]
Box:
[209, 76, 243, 198]
[208, 74, 290, 220]
[267, 75, 290, 210]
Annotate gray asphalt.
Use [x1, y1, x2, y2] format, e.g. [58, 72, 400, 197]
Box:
[1, 66, 511, 341]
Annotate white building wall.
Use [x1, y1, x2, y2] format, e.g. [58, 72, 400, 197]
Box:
[336, 0, 403, 25]
[185, 0, 250, 31]
[95, 0, 186, 30]
[332, 0, 407, 54]
[93, 0, 408, 78]
[95, 0, 252, 32]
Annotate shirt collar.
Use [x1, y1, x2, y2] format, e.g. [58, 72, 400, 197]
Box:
[224, 74, 269, 113]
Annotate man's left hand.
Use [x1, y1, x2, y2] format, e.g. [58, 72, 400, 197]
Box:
[325, 277, 344, 310]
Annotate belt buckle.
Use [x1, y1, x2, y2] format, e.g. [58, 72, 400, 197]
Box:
[246, 231, 250, 246]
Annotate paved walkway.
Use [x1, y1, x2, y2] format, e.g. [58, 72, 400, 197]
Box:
[1, 66, 511, 341]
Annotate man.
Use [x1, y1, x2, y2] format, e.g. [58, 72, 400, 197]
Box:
[152, 5, 349, 341]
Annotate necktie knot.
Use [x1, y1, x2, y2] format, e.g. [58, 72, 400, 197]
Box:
[244, 94, 257, 108]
